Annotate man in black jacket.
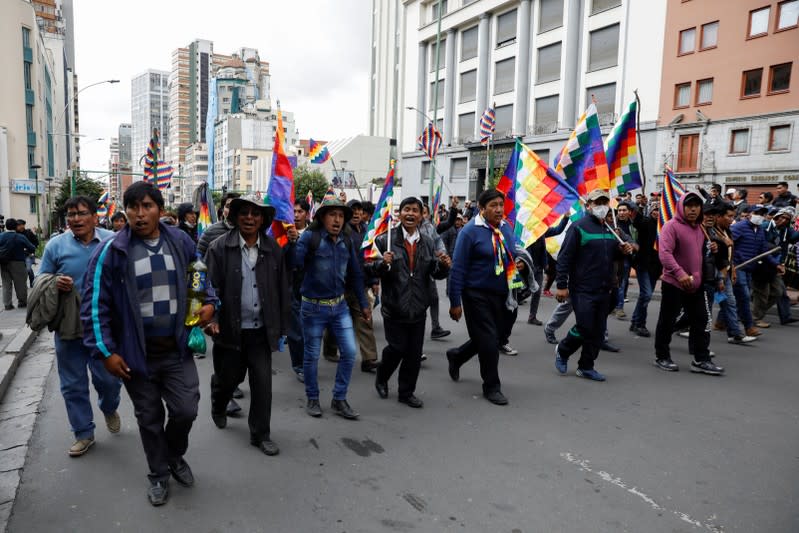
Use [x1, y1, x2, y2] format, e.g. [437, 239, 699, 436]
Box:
[205, 195, 289, 456]
[367, 197, 450, 408]
[629, 204, 661, 337]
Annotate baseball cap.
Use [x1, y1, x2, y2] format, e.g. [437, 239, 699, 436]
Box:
[586, 189, 611, 202]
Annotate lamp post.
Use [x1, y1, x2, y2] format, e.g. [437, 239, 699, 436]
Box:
[30, 164, 42, 237]
[45, 177, 53, 236]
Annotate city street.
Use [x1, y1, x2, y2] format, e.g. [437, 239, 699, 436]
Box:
[6, 292, 799, 533]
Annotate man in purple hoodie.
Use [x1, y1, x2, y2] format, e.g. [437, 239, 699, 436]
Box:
[654, 192, 724, 375]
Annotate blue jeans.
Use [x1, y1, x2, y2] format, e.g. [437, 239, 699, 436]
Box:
[301, 300, 357, 401]
[630, 269, 653, 327]
[717, 275, 743, 337]
[287, 295, 304, 372]
[733, 270, 754, 330]
[54, 334, 122, 440]
[615, 260, 631, 310]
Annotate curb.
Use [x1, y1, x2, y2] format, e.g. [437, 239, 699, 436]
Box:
[0, 326, 40, 403]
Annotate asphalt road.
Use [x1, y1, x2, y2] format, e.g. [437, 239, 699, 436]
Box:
[7, 292, 799, 533]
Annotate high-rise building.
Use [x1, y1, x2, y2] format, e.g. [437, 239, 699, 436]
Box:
[118, 123, 132, 166]
[130, 69, 169, 179]
[654, 0, 798, 195]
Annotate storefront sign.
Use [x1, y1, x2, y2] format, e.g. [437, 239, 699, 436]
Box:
[11, 179, 45, 194]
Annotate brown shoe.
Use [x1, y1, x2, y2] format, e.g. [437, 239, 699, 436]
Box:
[754, 320, 770, 328]
[713, 321, 726, 331]
[68, 438, 95, 457]
[105, 411, 121, 434]
[745, 327, 762, 337]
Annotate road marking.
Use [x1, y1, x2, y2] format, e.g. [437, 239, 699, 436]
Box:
[561, 452, 724, 532]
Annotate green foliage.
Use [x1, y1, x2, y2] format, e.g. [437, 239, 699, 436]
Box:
[293, 165, 330, 202]
[52, 176, 105, 218]
[487, 167, 504, 190]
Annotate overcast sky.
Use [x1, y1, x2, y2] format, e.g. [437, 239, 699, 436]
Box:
[73, 0, 371, 175]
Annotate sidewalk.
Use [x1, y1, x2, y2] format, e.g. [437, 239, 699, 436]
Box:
[0, 306, 41, 402]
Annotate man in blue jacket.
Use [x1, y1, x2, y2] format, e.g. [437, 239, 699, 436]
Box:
[0, 219, 36, 309]
[81, 182, 216, 506]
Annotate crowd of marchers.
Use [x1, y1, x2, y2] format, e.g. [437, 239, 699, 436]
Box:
[10, 177, 798, 507]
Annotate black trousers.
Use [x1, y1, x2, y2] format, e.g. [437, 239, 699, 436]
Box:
[377, 318, 425, 398]
[124, 352, 199, 482]
[211, 328, 273, 442]
[451, 288, 507, 394]
[655, 282, 711, 362]
[557, 290, 613, 370]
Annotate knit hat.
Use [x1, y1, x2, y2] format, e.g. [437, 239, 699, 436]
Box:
[775, 206, 796, 219]
[314, 188, 352, 222]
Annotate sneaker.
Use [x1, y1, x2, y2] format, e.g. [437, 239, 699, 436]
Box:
[754, 320, 770, 328]
[554, 349, 567, 375]
[168, 458, 195, 486]
[194, 353, 206, 359]
[613, 309, 626, 319]
[68, 437, 95, 457]
[420, 353, 428, 361]
[104, 411, 121, 434]
[527, 317, 543, 325]
[293, 368, 305, 383]
[147, 480, 169, 506]
[677, 330, 690, 339]
[690, 360, 724, 375]
[499, 343, 518, 356]
[624, 298, 630, 303]
[632, 326, 651, 337]
[654, 358, 679, 372]
[745, 327, 762, 337]
[430, 327, 451, 339]
[576, 368, 606, 381]
[727, 335, 757, 345]
[543, 289, 554, 298]
[545, 330, 558, 345]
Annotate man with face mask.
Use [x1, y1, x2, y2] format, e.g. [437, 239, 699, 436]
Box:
[751, 207, 799, 326]
[554, 189, 633, 382]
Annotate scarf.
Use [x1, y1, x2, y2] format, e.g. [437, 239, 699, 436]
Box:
[490, 225, 524, 310]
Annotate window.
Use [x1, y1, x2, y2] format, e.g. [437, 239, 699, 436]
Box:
[458, 113, 475, 140]
[588, 24, 620, 71]
[421, 161, 432, 181]
[429, 39, 446, 72]
[674, 83, 691, 108]
[494, 57, 516, 94]
[730, 129, 749, 154]
[459, 70, 477, 103]
[769, 124, 791, 151]
[22, 27, 31, 48]
[539, 0, 564, 33]
[494, 104, 513, 135]
[534, 95, 559, 132]
[431, 0, 447, 21]
[700, 21, 719, 49]
[679, 28, 696, 54]
[461, 26, 478, 61]
[496, 10, 517, 47]
[777, 0, 799, 30]
[429, 79, 445, 110]
[696, 78, 713, 105]
[677, 133, 700, 171]
[451, 157, 468, 180]
[591, 0, 621, 14]
[742, 68, 763, 97]
[29, 196, 37, 214]
[536, 42, 562, 83]
[587, 83, 616, 122]
[749, 6, 770, 37]
[768, 63, 792, 93]
[23, 62, 32, 90]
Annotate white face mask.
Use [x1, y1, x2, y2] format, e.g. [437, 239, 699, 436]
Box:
[592, 205, 610, 220]
[749, 214, 763, 226]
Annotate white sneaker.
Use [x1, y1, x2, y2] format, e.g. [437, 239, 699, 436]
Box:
[420, 353, 428, 361]
[677, 331, 690, 339]
[499, 344, 518, 356]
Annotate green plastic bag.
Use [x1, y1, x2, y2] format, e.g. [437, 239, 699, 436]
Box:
[187, 326, 207, 354]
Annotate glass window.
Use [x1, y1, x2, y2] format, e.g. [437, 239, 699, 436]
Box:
[23, 62, 32, 90]
[429, 79, 445, 110]
[700, 21, 718, 49]
[22, 27, 31, 47]
[778, 0, 799, 30]
[534, 95, 559, 132]
[769, 63, 792, 93]
[696, 78, 713, 105]
[677, 133, 700, 171]
[461, 26, 478, 61]
[431, 0, 447, 21]
[459, 70, 477, 103]
[25, 105, 34, 130]
[494, 57, 516, 94]
[742, 69, 763, 97]
[749, 7, 770, 37]
[451, 157, 468, 180]
[536, 42, 562, 83]
[769, 125, 790, 151]
[591, 0, 621, 14]
[539, 0, 564, 33]
[458, 113, 475, 140]
[421, 161, 432, 181]
[674, 83, 691, 108]
[589, 24, 620, 71]
[429, 39, 446, 72]
[497, 9, 517, 46]
[30, 196, 37, 214]
[679, 28, 696, 54]
[730, 129, 749, 154]
[586, 83, 616, 123]
[494, 104, 513, 135]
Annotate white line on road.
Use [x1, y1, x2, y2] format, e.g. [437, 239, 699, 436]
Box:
[560, 452, 724, 533]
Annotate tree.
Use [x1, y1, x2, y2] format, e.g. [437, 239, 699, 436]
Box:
[487, 167, 504, 190]
[293, 165, 330, 202]
[51, 176, 105, 228]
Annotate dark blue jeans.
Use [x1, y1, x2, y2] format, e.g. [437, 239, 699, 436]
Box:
[287, 295, 304, 372]
[615, 259, 631, 310]
[733, 270, 754, 329]
[630, 269, 653, 327]
[302, 300, 357, 400]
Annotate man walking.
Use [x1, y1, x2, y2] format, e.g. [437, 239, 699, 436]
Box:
[82, 182, 216, 506]
[15, 219, 39, 287]
[0, 219, 36, 309]
[287, 199, 311, 382]
[38, 196, 122, 457]
[367, 197, 450, 408]
[206, 194, 289, 456]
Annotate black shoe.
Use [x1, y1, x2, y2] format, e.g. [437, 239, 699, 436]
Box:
[168, 458, 194, 487]
[306, 399, 322, 418]
[446, 349, 460, 382]
[147, 480, 169, 506]
[483, 390, 508, 405]
[361, 360, 379, 373]
[251, 439, 280, 456]
[232, 387, 244, 399]
[430, 327, 451, 339]
[211, 412, 227, 429]
[631, 326, 650, 337]
[690, 360, 724, 375]
[600, 341, 620, 352]
[226, 399, 242, 416]
[781, 318, 799, 325]
[527, 317, 543, 325]
[654, 358, 679, 372]
[398, 395, 424, 408]
[17, 302, 26, 308]
[331, 399, 359, 420]
[4, 305, 14, 310]
[375, 378, 388, 399]
[323, 353, 341, 362]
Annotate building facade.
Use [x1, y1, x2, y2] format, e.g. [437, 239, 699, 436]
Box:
[130, 69, 169, 179]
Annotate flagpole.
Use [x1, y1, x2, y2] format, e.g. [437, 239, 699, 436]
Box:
[428, 0, 444, 210]
[634, 89, 646, 195]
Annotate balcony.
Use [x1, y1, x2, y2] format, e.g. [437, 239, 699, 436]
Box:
[25, 89, 35, 105]
[27, 131, 36, 146]
[529, 121, 559, 136]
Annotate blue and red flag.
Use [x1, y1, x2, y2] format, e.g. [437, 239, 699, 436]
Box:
[265, 109, 295, 246]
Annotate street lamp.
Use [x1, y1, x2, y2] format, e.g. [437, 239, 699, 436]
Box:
[30, 164, 42, 237]
[45, 177, 53, 236]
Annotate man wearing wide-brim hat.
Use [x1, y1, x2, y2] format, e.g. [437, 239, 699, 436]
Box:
[205, 194, 290, 456]
[288, 192, 370, 420]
